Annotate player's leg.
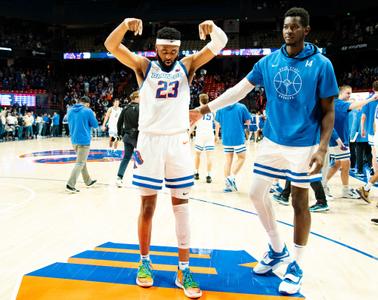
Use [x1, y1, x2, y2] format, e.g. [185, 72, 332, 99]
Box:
[205, 150, 213, 183]
[223, 150, 234, 192]
[132, 133, 165, 288]
[194, 151, 201, 180]
[116, 141, 134, 187]
[166, 133, 201, 298]
[250, 140, 290, 275]
[194, 136, 204, 179]
[204, 136, 215, 183]
[66, 145, 91, 192]
[136, 191, 157, 287]
[277, 184, 308, 295]
[340, 159, 359, 198]
[232, 149, 246, 175]
[278, 145, 321, 295]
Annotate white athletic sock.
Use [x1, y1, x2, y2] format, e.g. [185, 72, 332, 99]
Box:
[342, 185, 349, 192]
[207, 172, 211, 177]
[364, 182, 373, 191]
[268, 231, 285, 253]
[195, 169, 198, 174]
[178, 261, 189, 270]
[141, 254, 150, 261]
[293, 244, 306, 265]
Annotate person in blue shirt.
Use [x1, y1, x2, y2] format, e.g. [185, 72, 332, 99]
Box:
[191, 7, 337, 295]
[360, 84, 378, 174]
[322, 86, 377, 201]
[357, 81, 378, 203]
[215, 102, 250, 192]
[66, 96, 98, 193]
[353, 110, 371, 176]
[52, 112, 60, 137]
[248, 110, 259, 142]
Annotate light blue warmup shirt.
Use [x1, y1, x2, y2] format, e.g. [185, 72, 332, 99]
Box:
[215, 103, 250, 146]
[246, 43, 338, 147]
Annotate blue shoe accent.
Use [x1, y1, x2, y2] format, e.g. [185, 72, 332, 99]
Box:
[309, 203, 329, 212]
[226, 177, 238, 191]
[223, 187, 233, 193]
[253, 244, 290, 275]
[272, 194, 289, 206]
[279, 261, 303, 295]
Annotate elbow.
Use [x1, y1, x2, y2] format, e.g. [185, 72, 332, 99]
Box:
[104, 39, 115, 53]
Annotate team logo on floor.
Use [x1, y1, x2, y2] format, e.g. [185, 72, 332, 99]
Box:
[19, 149, 123, 164]
[16, 242, 304, 299]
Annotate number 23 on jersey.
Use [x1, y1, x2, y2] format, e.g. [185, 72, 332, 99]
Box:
[156, 80, 179, 99]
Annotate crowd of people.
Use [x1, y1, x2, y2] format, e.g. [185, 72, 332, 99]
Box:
[0, 66, 48, 92]
[0, 107, 63, 141]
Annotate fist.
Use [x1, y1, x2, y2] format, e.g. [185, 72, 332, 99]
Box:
[124, 18, 143, 36]
[198, 20, 215, 40]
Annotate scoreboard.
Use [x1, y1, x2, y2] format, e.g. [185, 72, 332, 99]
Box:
[0, 93, 36, 107]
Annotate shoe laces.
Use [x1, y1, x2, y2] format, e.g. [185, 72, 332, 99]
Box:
[138, 260, 152, 278]
[182, 268, 199, 289]
[286, 261, 302, 277]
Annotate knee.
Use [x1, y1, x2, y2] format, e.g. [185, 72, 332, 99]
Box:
[291, 191, 309, 214]
[140, 203, 155, 219]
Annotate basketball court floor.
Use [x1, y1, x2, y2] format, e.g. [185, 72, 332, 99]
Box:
[0, 137, 377, 300]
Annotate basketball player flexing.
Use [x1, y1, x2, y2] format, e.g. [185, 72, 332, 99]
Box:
[190, 7, 337, 295]
[105, 18, 227, 298]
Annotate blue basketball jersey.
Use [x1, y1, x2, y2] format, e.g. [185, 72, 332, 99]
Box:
[329, 99, 351, 146]
[246, 43, 338, 147]
[361, 93, 378, 137]
[215, 103, 250, 146]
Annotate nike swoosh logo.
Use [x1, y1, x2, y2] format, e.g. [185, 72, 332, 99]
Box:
[183, 192, 189, 195]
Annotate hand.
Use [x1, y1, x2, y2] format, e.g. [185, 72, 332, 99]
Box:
[123, 18, 143, 36]
[308, 150, 325, 175]
[336, 138, 348, 151]
[198, 20, 215, 40]
[214, 135, 219, 143]
[361, 129, 366, 138]
[102, 125, 106, 131]
[189, 109, 202, 126]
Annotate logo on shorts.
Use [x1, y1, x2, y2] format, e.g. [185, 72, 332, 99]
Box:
[273, 66, 302, 100]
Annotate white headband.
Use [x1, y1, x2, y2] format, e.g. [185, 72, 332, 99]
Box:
[156, 38, 181, 46]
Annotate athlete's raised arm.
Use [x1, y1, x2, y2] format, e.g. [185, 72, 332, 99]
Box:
[181, 21, 228, 78]
[104, 18, 150, 85]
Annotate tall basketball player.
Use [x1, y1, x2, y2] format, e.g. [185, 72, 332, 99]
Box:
[102, 98, 121, 151]
[190, 7, 337, 295]
[105, 18, 227, 298]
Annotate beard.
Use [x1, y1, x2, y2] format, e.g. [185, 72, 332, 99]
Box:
[157, 55, 177, 72]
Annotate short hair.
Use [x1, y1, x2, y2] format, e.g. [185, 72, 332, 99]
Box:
[130, 91, 139, 100]
[113, 98, 120, 102]
[284, 7, 310, 27]
[339, 85, 352, 93]
[79, 96, 90, 104]
[373, 80, 378, 91]
[199, 93, 209, 105]
[157, 27, 181, 41]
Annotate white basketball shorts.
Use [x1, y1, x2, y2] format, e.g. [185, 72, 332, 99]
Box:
[252, 138, 321, 188]
[132, 132, 194, 190]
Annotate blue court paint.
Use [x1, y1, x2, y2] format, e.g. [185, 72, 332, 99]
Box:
[20, 149, 123, 164]
[26, 243, 303, 297]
